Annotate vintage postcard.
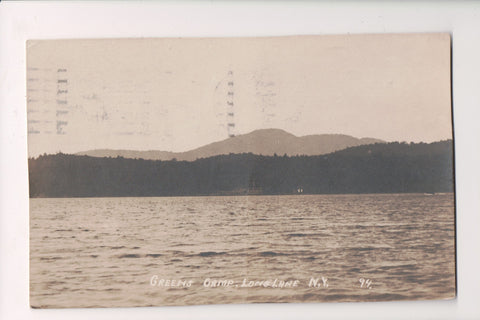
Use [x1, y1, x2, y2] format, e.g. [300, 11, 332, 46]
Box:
[27, 34, 455, 308]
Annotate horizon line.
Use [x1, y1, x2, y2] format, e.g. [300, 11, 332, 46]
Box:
[28, 128, 454, 158]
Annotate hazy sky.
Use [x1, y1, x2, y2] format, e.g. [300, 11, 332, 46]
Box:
[26, 34, 452, 156]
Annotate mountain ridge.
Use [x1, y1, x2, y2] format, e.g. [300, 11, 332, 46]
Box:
[75, 129, 385, 161]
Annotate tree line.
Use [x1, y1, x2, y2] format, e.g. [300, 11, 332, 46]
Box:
[28, 140, 454, 198]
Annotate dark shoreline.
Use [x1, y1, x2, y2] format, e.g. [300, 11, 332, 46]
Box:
[28, 140, 454, 198]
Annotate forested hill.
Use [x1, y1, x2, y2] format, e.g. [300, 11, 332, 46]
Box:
[76, 129, 383, 161]
[29, 140, 454, 198]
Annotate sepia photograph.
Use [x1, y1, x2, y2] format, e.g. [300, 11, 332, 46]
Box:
[27, 34, 455, 308]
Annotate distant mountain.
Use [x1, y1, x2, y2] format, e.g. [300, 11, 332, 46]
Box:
[76, 129, 384, 161]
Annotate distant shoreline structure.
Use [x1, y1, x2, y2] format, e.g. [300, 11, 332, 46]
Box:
[29, 192, 455, 200]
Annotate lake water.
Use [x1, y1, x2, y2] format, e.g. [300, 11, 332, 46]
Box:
[30, 194, 456, 308]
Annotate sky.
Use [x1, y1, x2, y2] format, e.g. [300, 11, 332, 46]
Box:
[26, 34, 452, 157]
